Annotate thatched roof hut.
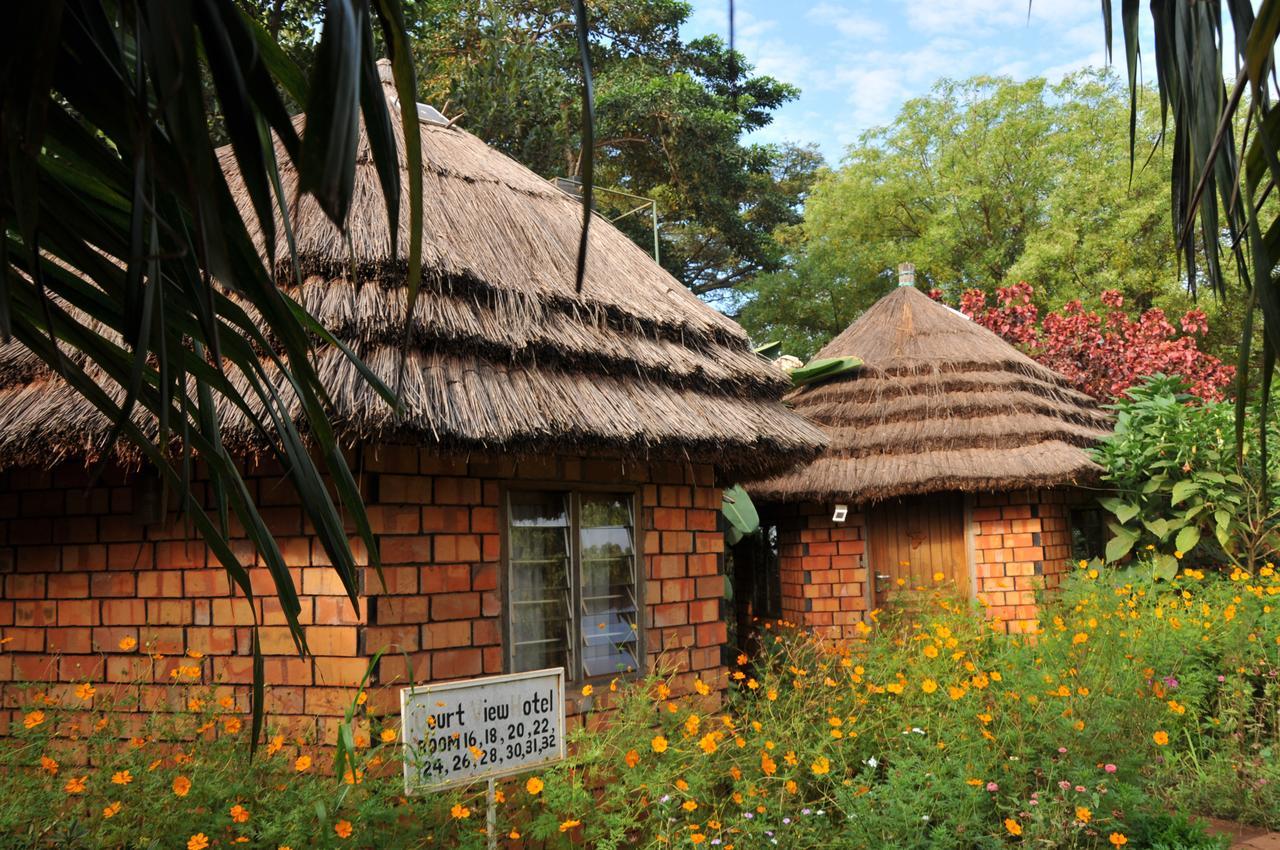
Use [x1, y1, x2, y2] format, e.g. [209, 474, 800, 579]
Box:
[751, 282, 1111, 503]
[0, 64, 824, 480]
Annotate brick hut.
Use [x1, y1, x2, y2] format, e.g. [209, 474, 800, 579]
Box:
[0, 66, 825, 739]
[746, 266, 1111, 637]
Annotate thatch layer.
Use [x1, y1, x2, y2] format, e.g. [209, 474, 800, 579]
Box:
[750, 286, 1111, 503]
[0, 65, 824, 480]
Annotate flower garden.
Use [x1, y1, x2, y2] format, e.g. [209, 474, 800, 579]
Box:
[4, 562, 1278, 849]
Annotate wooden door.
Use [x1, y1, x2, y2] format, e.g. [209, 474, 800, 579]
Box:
[867, 494, 970, 605]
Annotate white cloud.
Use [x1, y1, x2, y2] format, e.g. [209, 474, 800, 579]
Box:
[806, 3, 889, 42]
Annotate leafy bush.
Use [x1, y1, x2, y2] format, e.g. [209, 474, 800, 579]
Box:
[3, 564, 1277, 848]
[1093, 375, 1280, 574]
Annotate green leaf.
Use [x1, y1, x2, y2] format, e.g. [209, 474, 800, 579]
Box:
[1142, 517, 1171, 540]
[1152, 553, 1180, 582]
[1170, 479, 1200, 505]
[721, 484, 759, 535]
[1105, 527, 1139, 563]
[790, 356, 863, 386]
[1175, 525, 1201, 554]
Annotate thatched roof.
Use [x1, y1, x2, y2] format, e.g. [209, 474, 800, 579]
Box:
[750, 285, 1111, 503]
[0, 64, 824, 480]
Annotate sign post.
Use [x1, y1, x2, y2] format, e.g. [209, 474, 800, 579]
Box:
[401, 668, 566, 847]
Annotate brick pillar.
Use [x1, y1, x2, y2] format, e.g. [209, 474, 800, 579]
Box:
[775, 503, 867, 639]
[972, 489, 1075, 634]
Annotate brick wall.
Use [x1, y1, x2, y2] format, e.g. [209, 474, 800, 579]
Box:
[765, 489, 1080, 640]
[0, 449, 725, 741]
[770, 503, 869, 639]
[972, 488, 1075, 634]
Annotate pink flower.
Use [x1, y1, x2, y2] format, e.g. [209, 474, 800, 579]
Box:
[1059, 781, 1071, 790]
[1075, 785, 1086, 793]
[987, 782, 999, 792]
[1104, 764, 1117, 774]
[1058, 747, 1068, 754]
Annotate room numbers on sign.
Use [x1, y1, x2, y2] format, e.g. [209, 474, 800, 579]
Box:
[400, 668, 565, 793]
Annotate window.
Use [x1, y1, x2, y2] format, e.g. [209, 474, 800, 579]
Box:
[1070, 507, 1107, 562]
[506, 490, 640, 680]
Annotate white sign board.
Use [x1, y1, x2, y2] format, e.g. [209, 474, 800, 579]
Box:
[400, 667, 565, 793]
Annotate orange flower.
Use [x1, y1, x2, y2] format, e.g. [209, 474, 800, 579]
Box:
[102, 801, 122, 819]
[694, 679, 710, 696]
[295, 755, 312, 772]
[1153, 730, 1170, 746]
[118, 636, 137, 651]
[624, 749, 640, 768]
[682, 800, 698, 812]
[64, 776, 87, 794]
[40, 755, 58, 775]
[1075, 806, 1092, 824]
[223, 716, 242, 734]
[334, 820, 353, 839]
[111, 770, 132, 786]
[172, 775, 191, 797]
[76, 683, 96, 701]
[699, 733, 718, 754]
[267, 735, 284, 755]
[187, 697, 204, 712]
[525, 776, 544, 795]
[230, 804, 250, 823]
[380, 728, 397, 743]
[651, 735, 669, 753]
[810, 756, 830, 776]
[187, 834, 210, 850]
[1109, 833, 1128, 847]
[761, 753, 777, 775]
[23, 710, 45, 730]
[451, 804, 470, 819]
[1005, 818, 1023, 836]
[559, 819, 581, 833]
[921, 679, 938, 694]
[581, 684, 594, 697]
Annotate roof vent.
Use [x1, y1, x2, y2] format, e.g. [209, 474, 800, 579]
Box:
[897, 261, 915, 287]
[416, 102, 449, 127]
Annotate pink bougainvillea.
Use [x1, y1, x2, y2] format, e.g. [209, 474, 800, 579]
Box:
[941, 282, 1234, 401]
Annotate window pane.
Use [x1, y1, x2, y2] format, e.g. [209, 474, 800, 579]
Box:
[509, 492, 571, 673]
[579, 494, 639, 678]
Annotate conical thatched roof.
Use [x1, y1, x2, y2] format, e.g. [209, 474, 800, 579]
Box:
[750, 285, 1111, 503]
[0, 65, 824, 480]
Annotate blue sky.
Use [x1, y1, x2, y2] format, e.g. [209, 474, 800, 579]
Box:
[683, 0, 1159, 164]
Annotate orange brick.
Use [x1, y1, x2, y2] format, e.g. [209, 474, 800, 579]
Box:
[431, 648, 482, 680]
[379, 536, 431, 565]
[431, 593, 480, 622]
[137, 572, 183, 598]
[90, 573, 136, 597]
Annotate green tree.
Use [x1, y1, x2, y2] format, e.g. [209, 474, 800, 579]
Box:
[397, 0, 820, 299]
[738, 71, 1230, 360]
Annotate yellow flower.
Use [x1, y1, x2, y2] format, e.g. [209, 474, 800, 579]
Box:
[1072, 632, 1088, 645]
[933, 571, 945, 582]
[526, 776, 544, 795]
[76, 683, 96, 700]
[699, 733, 718, 754]
[40, 755, 58, 775]
[111, 770, 132, 786]
[334, 820, 353, 838]
[267, 734, 284, 755]
[64, 776, 87, 794]
[1109, 833, 1128, 846]
[295, 755, 312, 772]
[356, 690, 368, 706]
[118, 636, 138, 651]
[810, 756, 830, 776]
[682, 800, 698, 812]
[188, 834, 210, 850]
[559, 819, 581, 833]
[451, 804, 470, 819]
[691, 834, 706, 844]
[1005, 818, 1023, 836]
[172, 775, 192, 797]
[694, 679, 710, 696]
[102, 801, 122, 819]
[921, 678, 938, 694]
[380, 728, 397, 743]
[1153, 730, 1169, 746]
[23, 710, 45, 730]
[1075, 806, 1092, 824]
[651, 735, 669, 753]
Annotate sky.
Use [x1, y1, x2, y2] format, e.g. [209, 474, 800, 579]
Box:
[682, 0, 1158, 164]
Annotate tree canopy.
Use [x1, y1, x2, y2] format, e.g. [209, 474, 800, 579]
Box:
[737, 71, 1220, 360]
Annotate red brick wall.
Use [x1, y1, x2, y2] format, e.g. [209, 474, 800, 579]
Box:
[0, 449, 725, 740]
[771, 503, 868, 639]
[766, 489, 1080, 639]
[972, 488, 1075, 634]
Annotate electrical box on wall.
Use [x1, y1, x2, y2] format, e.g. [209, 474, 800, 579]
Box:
[832, 504, 849, 523]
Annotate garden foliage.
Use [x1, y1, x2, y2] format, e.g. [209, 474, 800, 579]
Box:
[4, 565, 1278, 848]
[1093, 376, 1280, 573]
